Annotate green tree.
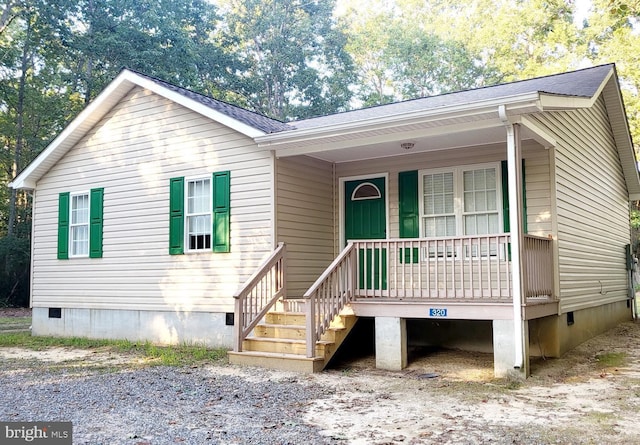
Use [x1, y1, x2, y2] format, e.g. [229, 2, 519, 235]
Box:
[390, 0, 581, 81]
[217, 0, 355, 120]
[583, 0, 640, 144]
[339, 1, 499, 105]
[59, 0, 234, 103]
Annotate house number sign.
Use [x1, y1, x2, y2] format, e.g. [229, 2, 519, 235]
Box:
[429, 308, 448, 317]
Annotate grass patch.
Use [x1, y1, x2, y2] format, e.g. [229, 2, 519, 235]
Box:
[0, 331, 227, 366]
[595, 352, 627, 368]
[0, 317, 31, 327]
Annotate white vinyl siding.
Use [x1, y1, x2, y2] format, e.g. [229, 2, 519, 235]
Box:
[275, 156, 335, 298]
[31, 87, 272, 312]
[529, 95, 630, 313]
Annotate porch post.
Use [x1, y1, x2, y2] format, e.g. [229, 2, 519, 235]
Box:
[503, 115, 528, 375]
[375, 317, 407, 371]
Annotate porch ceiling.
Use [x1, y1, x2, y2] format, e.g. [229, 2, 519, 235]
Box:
[275, 120, 543, 164]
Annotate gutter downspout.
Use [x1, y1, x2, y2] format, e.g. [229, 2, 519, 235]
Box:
[499, 105, 525, 370]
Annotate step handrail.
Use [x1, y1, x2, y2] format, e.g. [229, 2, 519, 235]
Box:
[303, 242, 356, 358]
[233, 242, 286, 352]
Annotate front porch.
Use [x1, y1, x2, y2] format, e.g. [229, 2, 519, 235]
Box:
[229, 233, 557, 375]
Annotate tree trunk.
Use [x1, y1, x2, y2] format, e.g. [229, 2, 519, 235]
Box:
[8, 17, 31, 237]
[84, 0, 94, 104]
[0, 0, 17, 34]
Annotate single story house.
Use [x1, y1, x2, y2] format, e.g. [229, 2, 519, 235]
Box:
[11, 64, 640, 377]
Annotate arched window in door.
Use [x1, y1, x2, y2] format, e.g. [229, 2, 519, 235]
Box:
[351, 182, 382, 201]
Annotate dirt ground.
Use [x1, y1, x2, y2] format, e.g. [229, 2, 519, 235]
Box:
[2, 309, 640, 444]
[0, 307, 31, 317]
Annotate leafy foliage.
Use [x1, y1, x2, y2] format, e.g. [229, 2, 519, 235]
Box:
[0, 236, 30, 307]
[218, 0, 355, 120]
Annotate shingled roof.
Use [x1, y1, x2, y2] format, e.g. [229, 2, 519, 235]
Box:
[128, 69, 293, 134]
[292, 64, 615, 130]
[125, 64, 615, 134]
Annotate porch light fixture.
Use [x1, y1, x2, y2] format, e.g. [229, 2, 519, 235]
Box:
[401, 142, 415, 150]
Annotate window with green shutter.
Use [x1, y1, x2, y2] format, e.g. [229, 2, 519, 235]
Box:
[169, 172, 230, 255]
[58, 188, 104, 259]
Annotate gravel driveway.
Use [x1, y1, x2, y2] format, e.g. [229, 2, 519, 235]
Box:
[1, 362, 338, 445]
[2, 320, 640, 444]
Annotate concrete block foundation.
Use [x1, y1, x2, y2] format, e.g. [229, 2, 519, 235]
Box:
[375, 317, 407, 370]
[492, 319, 529, 378]
[31, 307, 234, 348]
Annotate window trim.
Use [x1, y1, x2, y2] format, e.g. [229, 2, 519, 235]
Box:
[184, 175, 213, 253]
[69, 191, 90, 258]
[418, 162, 503, 238]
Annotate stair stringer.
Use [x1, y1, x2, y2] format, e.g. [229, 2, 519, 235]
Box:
[228, 304, 358, 373]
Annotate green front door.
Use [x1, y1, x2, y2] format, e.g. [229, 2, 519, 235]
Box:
[345, 177, 387, 290]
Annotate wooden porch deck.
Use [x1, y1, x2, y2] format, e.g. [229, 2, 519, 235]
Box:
[232, 234, 556, 367]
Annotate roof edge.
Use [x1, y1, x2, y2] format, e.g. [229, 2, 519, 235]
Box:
[256, 92, 543, 145]
[11, 69, 271, 190]
[11, 69, 137, 190]
[124, 70, 268, 138]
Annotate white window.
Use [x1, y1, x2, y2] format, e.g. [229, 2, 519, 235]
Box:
[420, 164, 502, 259]
[186, 178, 211, 251]
[462, 168, 499, 235]
[70, 193, 89, 257]
[422, 171, 455, 237]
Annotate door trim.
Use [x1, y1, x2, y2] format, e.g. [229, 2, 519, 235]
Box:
[339, 173, 389, 248]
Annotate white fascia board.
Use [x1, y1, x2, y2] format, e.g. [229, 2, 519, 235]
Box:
[519, 115, 557, 148]
[10, 70, 137, 190]
[10, 69, 265, 190]
[256, 93, 543, 148]
[537, 94, 595, 110]
[601, 75, 640, 200]
[127, 72, 265, 139]
[273, 117, 507, 158]
[537, 69, 613, 111]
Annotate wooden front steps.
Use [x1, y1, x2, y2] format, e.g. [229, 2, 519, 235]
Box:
[228, 303, 357, 373]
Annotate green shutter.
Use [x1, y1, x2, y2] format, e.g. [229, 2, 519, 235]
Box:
[501, 161, 510, 232]
[89, 188, 104, 258]
[169, 177, 185, 255]
[399, 171, 419, 264]
[212, 171, 230, 253]
[57, 192, 70, 260]
[501, 159, 527, 234]
[399, 170, 419, 238]
[212, 171, 231, 252]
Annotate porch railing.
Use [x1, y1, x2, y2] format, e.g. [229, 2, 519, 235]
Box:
[523, 234, 554, 299]
[348, 234, 554, 301]
[303, 242, 357, 358]
[233, 242, 286, 352]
